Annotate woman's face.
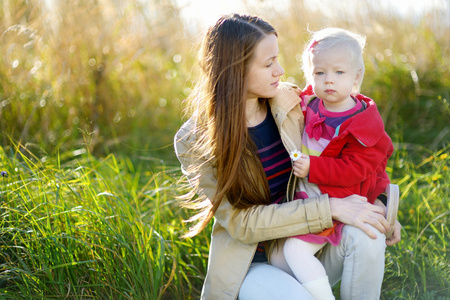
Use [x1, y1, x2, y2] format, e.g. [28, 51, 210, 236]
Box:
[246, 34, 284, 101]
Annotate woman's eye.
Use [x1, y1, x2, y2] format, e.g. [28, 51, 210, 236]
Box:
[316, 72, 324, 75]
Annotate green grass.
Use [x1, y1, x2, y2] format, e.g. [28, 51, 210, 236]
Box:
[381, 145, 450, 299]
[1, 142, 449, 299]
[0, 144, 209, 299]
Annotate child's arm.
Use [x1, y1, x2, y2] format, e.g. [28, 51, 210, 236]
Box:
[308, 135, 392, 187]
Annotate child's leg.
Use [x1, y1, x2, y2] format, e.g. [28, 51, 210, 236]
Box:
[269, 238, 295, 277]
[284, 238, 335, 300]
[283, 238, 326, 281]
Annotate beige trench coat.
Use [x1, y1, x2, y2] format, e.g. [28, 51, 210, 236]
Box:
[174, 82, 334, 300]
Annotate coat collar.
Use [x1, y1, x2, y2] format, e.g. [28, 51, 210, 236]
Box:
[341, 95, 386, 148]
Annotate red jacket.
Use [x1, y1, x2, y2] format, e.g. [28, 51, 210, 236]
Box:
[305, 90, 394, 204]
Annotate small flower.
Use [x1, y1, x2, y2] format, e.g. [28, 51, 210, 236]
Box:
[431, 174, 441, 181]
[1, 171, 7, 177]
[290, 150, 302, 161]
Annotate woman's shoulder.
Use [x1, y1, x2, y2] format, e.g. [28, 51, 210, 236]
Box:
[174, 117, 197, 154]
[175, 118, 195, 140]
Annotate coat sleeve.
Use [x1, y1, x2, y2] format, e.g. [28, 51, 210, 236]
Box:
[308, 133, 392, 187]
[174, 120, 333, 244]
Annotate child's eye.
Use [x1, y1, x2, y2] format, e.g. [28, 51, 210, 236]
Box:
[336, 71, 344, 74]
[315, 71, 324, 75]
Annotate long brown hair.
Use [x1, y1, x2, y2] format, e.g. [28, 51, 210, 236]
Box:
[180, 14, 277, 237]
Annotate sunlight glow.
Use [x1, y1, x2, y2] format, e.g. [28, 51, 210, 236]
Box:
[176, 0, 449, 31]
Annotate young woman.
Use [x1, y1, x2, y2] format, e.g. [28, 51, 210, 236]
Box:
[174, 14, 401, 300]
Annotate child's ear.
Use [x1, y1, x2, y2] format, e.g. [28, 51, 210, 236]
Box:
[354, 68, 362, 84]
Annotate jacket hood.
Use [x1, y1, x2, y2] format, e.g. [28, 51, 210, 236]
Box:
[343, 94, 386, 148]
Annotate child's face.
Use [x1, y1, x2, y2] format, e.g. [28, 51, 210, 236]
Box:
[310, 46, 361, 112]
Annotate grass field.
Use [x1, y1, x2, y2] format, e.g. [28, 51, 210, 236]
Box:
[0, 141, 448, 299]
[1, 0, 449, 299]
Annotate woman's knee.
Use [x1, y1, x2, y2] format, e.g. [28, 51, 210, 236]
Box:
[239, 263, 314, 300]
[342, 225, 386, 259]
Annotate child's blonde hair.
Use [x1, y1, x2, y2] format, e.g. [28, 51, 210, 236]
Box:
[302, 27, 366, 94]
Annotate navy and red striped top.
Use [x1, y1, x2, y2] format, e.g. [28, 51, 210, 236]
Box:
[248, 105, 292, 262]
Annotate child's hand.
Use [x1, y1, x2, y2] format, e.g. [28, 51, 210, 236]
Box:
[293, 154, 310, 178]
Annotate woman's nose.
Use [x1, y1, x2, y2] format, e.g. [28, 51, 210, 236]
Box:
[275, 62, 284, 77]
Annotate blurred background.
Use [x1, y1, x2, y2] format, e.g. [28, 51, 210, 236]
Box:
[0, 1, 449, 298]
[1, 0, 449, 162]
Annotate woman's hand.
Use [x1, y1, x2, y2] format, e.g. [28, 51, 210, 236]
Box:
[329, 195, 390, 239]
[373, 199, 402, 245]
[386, 220, 402, 246]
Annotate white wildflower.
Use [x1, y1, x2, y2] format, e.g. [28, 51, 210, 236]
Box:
[290, 150, 302, 161]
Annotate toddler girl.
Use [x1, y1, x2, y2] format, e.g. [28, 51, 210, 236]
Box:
[270, 28, 394, 300]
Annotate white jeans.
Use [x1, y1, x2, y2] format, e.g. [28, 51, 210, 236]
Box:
[239, 225, 386, 300]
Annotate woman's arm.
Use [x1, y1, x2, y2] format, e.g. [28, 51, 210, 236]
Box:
[176, 120, 396, 244]
[214, 192, 332, 244]
[175, 120, 333, 244]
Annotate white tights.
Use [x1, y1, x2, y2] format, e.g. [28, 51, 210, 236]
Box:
[270, 238, 334, 299]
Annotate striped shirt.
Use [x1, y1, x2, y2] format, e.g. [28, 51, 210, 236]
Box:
[248, 105, 292, 262]
[302, 96, 365, 157]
